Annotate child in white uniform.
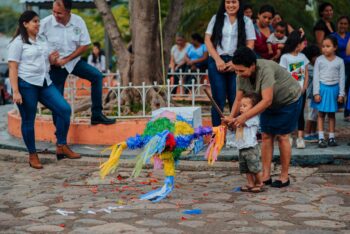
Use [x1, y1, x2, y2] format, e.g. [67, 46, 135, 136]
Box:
[231, 92, 263, 193]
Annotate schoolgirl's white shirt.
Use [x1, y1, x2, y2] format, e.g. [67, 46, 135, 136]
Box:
[279, 53, 310, 88]
[205, 14, 256, 56]
[39, 14, 91, 73]
[8, 35, 52, 86]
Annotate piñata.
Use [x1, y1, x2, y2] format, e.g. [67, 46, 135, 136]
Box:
[100, 111, 225, 202]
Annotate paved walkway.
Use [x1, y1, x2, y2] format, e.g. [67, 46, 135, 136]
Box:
[1, 105, 350, 233]
[1, 104, 350, 166]
[0, 160, 350, 233]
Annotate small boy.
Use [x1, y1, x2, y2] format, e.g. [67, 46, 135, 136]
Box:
[226, 92, 263, 193]
[267, 21, 288, 61]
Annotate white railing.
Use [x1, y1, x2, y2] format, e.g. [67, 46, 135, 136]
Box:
[42, 70, 212, 120]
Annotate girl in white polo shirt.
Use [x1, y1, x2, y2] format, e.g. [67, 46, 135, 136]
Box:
[8, 11, 80, 169]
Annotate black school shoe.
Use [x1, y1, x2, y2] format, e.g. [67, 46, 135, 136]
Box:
[263, 178, 272, 185]
[271, 179, 290, 188]
[91, 113, 116, 125]
[318, 139, 327, 148]
[328, 138, 338, 147]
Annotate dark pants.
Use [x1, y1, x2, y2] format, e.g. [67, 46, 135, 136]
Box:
[17, 79, 71, 153]
[184, 61, 208, 85]
[49, 59, 103, 116]
[298, 93, 306, 131]
[168, 64, 187, 94]
[208, 56, 236, 126]
[344, 63, 350, 117]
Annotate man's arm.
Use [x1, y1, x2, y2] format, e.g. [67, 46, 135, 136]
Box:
[56, 45, 89, 66]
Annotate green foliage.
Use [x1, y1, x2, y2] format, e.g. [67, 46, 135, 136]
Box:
[112, 4, 130, 41]
[0, 6, 20, 36]
[179, 0, 218, 38]
[72, 3, 130, 57]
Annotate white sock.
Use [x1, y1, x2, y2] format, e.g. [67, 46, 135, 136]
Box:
[329, 132, 335, 139]
[319, 131, 324, 140]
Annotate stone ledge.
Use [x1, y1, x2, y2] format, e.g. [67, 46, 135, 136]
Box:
[0, 149, 239, 172]
[7, 110, 213, 146]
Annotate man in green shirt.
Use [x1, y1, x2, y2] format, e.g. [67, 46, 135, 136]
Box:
[223, 47, 301, 189]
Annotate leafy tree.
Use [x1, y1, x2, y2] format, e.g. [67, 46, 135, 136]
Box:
[0, 6, 20, 36]
[94, 0, 184, 113]
[73, 4, 130, 49]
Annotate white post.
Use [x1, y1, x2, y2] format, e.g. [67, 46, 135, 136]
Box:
[71, 75, 76, 120]
[179, 69, 183, 95]
[192, 78, 195, 106]
[142, 82, 146, 116]
[196, 69, 200, 95]
[117, 82, 121, 117]
[167, 79, 171, 107]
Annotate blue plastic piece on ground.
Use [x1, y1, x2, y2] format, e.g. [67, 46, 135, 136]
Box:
[182, 209, 202, 215]
[139, 176, 174, 202]
[232, 187, 241, 192]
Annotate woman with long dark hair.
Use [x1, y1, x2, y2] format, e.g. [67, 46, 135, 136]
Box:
[254, 4, 275, 59]
[87, 42, 106, 73]
[205, 0, 256, 126]
[8, 10, 80, 169]
[314, 2, 335, 48]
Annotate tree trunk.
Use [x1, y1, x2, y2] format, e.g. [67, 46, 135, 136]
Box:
[163, 0, 185, 73]
[131, 0, 162, 85]
[91, 0, 185, 116]
[94, 0, 131, 85]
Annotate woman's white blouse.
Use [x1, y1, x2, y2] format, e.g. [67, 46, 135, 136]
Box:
[206, 14, 256, 56]
[8, 36, 52, 86]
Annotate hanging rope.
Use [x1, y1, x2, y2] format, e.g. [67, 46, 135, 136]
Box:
[157, 0, 166, 87]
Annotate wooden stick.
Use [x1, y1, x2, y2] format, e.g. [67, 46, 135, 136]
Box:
[204, 88, 224, 118]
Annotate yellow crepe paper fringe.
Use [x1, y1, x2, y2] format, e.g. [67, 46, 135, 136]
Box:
[100, 142, 127, 179]
[207, 126, 226, 165]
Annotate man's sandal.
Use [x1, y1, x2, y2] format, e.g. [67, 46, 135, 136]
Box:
[240, 185, 254, 192]
[250, 186, 265, 193]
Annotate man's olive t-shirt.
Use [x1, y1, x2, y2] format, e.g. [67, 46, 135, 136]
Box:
[237, 59, 301, 109]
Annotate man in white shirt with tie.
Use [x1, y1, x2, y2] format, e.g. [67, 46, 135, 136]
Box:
[40, 0, 115, 125]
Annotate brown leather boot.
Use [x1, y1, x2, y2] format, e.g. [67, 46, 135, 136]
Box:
[56, 144, 81, 160]
[29, 153, 43, 169]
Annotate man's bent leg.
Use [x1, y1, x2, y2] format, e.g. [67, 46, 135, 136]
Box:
[72, 60, 115, 125]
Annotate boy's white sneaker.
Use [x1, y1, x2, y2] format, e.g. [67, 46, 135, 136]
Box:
[296, 138, 306, 149]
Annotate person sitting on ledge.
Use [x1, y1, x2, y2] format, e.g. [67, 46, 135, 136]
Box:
[39, 0, 115, 125]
